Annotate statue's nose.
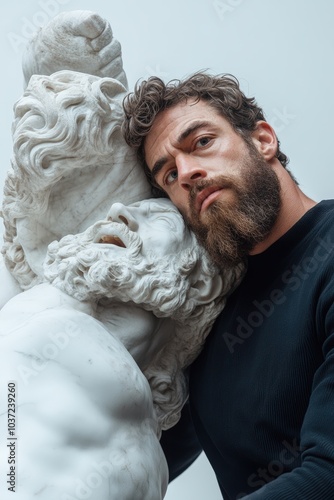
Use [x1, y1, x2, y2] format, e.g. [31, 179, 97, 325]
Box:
[107, 203, 139, 231]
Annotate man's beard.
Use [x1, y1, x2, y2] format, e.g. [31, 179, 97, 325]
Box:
[185, 142, 281, 268]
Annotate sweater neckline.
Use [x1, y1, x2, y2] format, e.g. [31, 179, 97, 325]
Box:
[247, 199, 333, 267]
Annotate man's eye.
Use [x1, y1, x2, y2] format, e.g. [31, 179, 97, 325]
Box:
[165, 169, 178, 186]
[196, 137, 211, 147]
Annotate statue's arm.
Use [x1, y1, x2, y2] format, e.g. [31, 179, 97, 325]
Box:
[22, 10, 128, 89]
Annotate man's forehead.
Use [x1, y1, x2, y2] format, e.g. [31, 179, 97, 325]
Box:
[147, 99, 212, 136]
[144, 99, 222, 169]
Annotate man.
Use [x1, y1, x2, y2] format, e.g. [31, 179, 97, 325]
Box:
[0, 198, 235, 499]
[122, 73, 334, 498]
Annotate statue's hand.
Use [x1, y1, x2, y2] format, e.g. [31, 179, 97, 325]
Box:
[22, 10, 128, 89]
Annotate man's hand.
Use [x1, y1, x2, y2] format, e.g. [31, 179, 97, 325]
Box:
[22, 10, 128, 89]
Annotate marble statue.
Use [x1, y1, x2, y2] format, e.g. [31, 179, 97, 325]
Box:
[0, 10, 144, 307]
[21, 10, 129, 89]
[1, 69, 150, 292]
[0, 197, 235, 499]
[0, 10, 245, 499]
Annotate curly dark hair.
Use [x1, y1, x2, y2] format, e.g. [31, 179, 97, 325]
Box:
[122, 72, 291, 195]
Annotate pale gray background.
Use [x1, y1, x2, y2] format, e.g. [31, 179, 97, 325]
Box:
[1, 1, 333, 498]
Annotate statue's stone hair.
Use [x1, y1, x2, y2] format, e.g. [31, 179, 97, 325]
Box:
[1, 71, 126, 289]
[12, 72, 124, 184]
[122, 72, 291, 196]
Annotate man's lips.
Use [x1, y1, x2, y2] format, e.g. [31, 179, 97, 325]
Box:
[196, 187, 224, 214]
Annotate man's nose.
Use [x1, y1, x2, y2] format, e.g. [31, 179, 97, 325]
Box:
[107, 203, 139, 230]
[176, 154, 207, 191]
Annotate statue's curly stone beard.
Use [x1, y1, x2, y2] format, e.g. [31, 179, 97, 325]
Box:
[186, 143, 281, 268]
[43, 225, 146, 302]
[43, 222, 204, 321]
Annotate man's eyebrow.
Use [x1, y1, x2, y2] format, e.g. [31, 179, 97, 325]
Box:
[151, 121, 212, 180]
[177, 120, 212, 144]
[151, 157, 168, 180]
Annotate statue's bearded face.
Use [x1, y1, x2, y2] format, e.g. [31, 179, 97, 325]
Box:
[43, 198, 241, 431]
[99, 198, 192, 258]
[44, 198, 202, 316]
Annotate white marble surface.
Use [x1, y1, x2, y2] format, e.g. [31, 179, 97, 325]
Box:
[21, 10, 128, 89]
[0, 196, 238, 498]
[1, 10, 152, 297]
[0, 283, 168, 500]
[2, 67, 152, 289]
[0, 17, 244, 496]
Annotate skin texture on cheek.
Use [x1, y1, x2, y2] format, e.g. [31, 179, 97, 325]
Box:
[185, 144, 282, 268]
[144, 103, 258, 217]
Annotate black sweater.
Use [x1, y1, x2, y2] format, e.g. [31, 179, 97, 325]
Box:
[188, 200, 334, 499]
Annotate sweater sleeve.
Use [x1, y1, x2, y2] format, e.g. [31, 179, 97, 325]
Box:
[160, 400, 202, 482]
[244, 292, 334, 500]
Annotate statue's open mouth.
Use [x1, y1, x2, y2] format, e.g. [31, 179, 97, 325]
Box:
[98, 235, 126, 248]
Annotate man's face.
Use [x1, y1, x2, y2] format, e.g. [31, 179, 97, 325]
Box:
[144, 100, 281, 266]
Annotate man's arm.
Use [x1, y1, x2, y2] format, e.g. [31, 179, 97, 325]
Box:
[160, 400, 203, 481]
[243, 291, 334, 499]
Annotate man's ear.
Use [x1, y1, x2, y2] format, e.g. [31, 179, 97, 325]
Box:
[251, 121, 278, 161]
